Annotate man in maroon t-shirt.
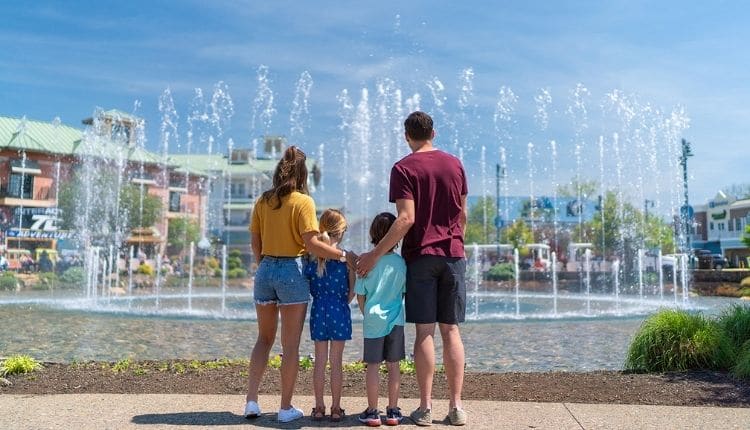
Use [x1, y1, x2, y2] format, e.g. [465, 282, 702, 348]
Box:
[356, 111, 468, 426]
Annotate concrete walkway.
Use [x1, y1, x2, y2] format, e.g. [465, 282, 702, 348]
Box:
[1, 394, 749, 429]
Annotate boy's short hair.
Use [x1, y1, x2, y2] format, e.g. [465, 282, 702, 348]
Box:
[370, 212, 397, 247]
[404, 111, 433, 141]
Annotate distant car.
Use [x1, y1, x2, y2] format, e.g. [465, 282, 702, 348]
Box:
[695, 250, 727, 270]
[710, 254, 728, 270]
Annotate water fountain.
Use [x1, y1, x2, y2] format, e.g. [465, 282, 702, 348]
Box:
[3, 70, 735, 373]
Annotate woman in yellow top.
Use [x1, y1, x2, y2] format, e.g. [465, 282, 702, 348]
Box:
[243, 146, 351, 423]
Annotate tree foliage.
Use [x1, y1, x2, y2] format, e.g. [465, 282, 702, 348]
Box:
[464, 197, 497, 244]
[501, 219, 534, 256]
[557, 179, 598, 199]
[167, 217, 201, 255]
[57, 167, 162, 245]
[580, 191, 675, 256]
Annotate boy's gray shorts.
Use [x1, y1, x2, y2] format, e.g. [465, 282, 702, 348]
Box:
[363, 325, 405, 364]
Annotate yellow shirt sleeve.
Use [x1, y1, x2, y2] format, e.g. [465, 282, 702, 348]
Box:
[297, 194, 318, 236]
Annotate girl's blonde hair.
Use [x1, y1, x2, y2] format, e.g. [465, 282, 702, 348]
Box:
[315, 209, 347, 277]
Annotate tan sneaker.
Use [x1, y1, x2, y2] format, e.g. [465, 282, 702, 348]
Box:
[409, 408, 432, 426]
[447, 408, 467, 426]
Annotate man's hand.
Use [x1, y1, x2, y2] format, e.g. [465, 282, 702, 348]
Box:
[345, 250, 359, 272]
[356, 250, 380, 277]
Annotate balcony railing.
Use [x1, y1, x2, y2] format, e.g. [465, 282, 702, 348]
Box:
[0, 185, 53, 200]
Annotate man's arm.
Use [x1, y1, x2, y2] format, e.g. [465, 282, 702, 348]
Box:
[357, 294, 366, 314]
[460, 194, 468, 235]
[355, 198, 415, 277]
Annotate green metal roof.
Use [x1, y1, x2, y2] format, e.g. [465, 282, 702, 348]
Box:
[0, 116, 82, 154]
[0, 115, 165, 167]
[169, 153, 316, 178]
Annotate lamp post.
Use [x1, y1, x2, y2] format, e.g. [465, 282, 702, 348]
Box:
[496, 163, 501, 245]
[679, 139, 694, 253]
[644, 199, 654, 248]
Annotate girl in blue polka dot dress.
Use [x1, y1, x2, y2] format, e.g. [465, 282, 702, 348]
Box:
[304, 209, 355, 422]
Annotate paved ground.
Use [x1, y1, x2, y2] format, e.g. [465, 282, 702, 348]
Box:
[2, 394, 750, 429]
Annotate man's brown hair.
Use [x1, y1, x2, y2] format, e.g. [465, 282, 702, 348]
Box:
[404, 111, 433, 141]
[370, 212, 397, 249]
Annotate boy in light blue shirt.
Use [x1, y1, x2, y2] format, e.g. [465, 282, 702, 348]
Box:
[355, 212, 406, 426]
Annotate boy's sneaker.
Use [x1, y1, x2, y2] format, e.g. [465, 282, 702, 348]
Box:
[278, 405, 304, 423]
[447, 407, 467, 426]
[409, 408, 432, 426]
[358, 408, 382, 427]
[385, 407, 403, 426]
[243, 400, 260, 419]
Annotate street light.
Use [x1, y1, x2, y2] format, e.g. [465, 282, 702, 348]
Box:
[644, 199, 654, 248]
[679, 139, 694, 252]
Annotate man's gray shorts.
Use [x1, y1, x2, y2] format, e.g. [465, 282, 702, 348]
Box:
[363, 325, 405, 364]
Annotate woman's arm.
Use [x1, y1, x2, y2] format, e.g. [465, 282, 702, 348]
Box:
[251, 232, 262, 264]
[301, 231, 347, 260]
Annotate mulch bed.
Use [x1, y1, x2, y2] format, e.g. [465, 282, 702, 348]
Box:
[2, 361, 750, 407]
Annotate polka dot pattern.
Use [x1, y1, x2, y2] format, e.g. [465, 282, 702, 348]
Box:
[304, 259, 352, 341]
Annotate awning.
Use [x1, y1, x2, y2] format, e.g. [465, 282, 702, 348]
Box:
[125, 235, 163, 244]
[10, 159, 42, 175]
[131, 177, 157, 185]
[223, 202, 252, 211]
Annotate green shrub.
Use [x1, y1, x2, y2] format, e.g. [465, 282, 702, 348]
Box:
[228, 268, 248, 279]
[1, 354, 43, 376]
[229, 249, 242, 259]
[398, 358, 416, 375]
[60, 267, 85, 285]
[625, 309, 734, 372]
[205, 257, 219, 270]
[717, 304, 750, 351]
[112, 358, 132, 373]
[643, 272, 658, 285]
[0, 272, 19, 291]
[739, 288, 750, 297]
[35, 272, 58, 290]
[268, 354, 282, 369]
[342, 360, 366, 373]
[213, 268, 222, 278]
[484, 263, 515, 281]
[299, 355, 313, 370]
[136, 263, 154, 276]
[741, 277, 750, 288]
[732, 341, 750, 379]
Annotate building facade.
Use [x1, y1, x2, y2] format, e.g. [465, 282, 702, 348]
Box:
[691, 191, 750, 267]
[0, 112, 207, 259]
[170, 136, 321, 257]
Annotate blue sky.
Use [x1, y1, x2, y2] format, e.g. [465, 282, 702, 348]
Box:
[2, 1, 749, 214]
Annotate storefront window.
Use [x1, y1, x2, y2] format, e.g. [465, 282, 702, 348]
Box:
[8, 173, 33, 199]
[169, 191, 181, 212]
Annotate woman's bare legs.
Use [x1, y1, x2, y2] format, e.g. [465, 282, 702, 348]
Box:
[279, 302, 308, 409]
[246, 303, 278, 402]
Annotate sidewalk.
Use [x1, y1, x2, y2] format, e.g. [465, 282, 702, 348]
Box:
[2, 394, 749, 429]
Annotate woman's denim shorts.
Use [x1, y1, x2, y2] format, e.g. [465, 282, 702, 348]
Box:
[253, 256, 310, 305]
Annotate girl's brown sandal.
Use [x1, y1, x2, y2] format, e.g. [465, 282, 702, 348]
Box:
[330, 406, 345, 422]
[311, 406, 326, 421]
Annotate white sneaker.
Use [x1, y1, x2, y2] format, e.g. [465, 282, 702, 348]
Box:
[244, 400, 261, 418]
[278, 405, 304, 423]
